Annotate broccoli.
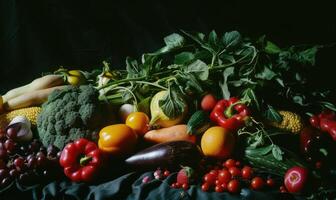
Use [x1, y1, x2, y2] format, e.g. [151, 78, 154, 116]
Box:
[37, 85, 106, 149]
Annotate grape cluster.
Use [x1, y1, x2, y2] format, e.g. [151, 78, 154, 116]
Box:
[0, 128, 63, 189]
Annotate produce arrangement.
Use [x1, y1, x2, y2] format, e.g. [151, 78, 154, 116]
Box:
[0, 30, 336, 199]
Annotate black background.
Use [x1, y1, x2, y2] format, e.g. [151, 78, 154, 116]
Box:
[1, 0, 336, 94]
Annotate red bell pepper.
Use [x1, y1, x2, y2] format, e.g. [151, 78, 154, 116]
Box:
[210, 97, 250, 131]
[309, 110, 336, 141]
[59, 138, 102, 182]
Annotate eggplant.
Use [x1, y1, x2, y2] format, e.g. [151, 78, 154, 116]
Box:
[125, 141, 203, 170]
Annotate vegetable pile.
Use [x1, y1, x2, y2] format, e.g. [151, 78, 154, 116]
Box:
[0, 30, 336, 199]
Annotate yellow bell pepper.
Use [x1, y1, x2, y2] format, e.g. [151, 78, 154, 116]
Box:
[98, 124, 138, 156]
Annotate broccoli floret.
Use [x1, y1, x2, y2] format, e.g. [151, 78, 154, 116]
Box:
[37, 85, 107, 149]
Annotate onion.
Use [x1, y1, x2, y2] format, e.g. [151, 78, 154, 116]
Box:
[6, 116, 33, 142]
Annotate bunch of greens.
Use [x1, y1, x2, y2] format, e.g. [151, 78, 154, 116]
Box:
[97, 30, 334, 121]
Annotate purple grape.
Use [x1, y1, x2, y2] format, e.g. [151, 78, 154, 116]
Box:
[0, 149, 7, 160]
[4, 139, 16, 153]
[9, 169, 19, 177]
[27, 156, 37, 169]
[0, 169, 8, 179]
[0, 160, 5, 169]
[37, 154, 48, 168]
[6, 127, 17, 139]
[14, 157, 25, 170]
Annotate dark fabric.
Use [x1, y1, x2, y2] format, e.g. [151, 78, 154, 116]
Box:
[0, 172, 300, 200]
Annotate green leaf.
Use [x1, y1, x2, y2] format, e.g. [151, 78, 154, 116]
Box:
[294, 46, 318, 65]
[222, 31, 241, 49]
[319, 101, 336, 112]
[246, 145, 273, 156]
[208, 30, 218, 46]
[174, 52, 195, 64]
[242, 88, 260, 110]
[255, 66, 277, 80]
[276, 78, 285, 87]
[219, 67, 234, 99]
[247, 132, 265, 148]
[126, 57, 140, 78]
[164, 33, 185, 49]
[184, 60, 209, 81]
[137, 97, 151, 116]
[265, 41, 281, 54]
[272, 145, 284, 161]
[159, 87, 187, 119]
[264, 105, 282, 122]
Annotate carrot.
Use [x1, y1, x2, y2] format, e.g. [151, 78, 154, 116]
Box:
[144, 124, 197, 144]
[3, 85, 68, 111]
[2, 74, 64, 103]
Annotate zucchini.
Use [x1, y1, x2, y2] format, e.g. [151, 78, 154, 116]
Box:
[187, 110, 210, 135]
[244, 145, 306, 176]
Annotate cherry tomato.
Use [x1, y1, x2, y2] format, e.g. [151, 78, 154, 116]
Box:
[215, 185, 224, 193]
[163, 170, 170, 177]
[227, 179, 240, 193]
[251, 177, 265, 190]
[125, 112, 150, 136]
[209, 169, 219, 177]
[235, 161, 241, 167]
[182, 183, 189, 190]
[218, 169, 232, 183]
[224, 159, 236, 168]
[175, 182, 181, 188]
[229, 166, 241, 177]
[201, 182, 210, 192]
[203, 173, 216, 185]
[201, 94, 217, 111]
[284, 166, 308, 193]
[171, 183, 177, 188]
[309, 115, 320, 128]
[267, 178, 275, 187]
[241, 166, 253, 179]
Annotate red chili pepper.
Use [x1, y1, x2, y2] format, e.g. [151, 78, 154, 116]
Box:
[309, 110, 336, 141]
[320, 119, 336, 141]
[59, 138, 102, 182]
[210, 97, 250, 131]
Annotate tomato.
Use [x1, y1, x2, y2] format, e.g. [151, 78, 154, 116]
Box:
[203, 173, 216, 185]
[266, 178, 275, 187]
[182, 183, 189, 190]
[201, 127, 235, 159]
[218, 169, 231, 183]
[163, 170, 170, 177]
[228, 166, 241, 177]
[201, 182, 210, 192]
[241, 166, 253, 180]
[227, 179, 240, 193]
[284, 166, 308, 193]
[201, 94, 217, 111]
[215, 185, 224, 193]
[251, 177, 265, 190]
[224, 159, 236, 168]
[209, 169, 218, 177]
[125, 112, 150, 136]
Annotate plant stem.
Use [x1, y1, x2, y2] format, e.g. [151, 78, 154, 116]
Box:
[134, 81, 167, 90]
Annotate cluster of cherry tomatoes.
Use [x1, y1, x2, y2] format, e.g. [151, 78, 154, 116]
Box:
[201, 158, 276, 193]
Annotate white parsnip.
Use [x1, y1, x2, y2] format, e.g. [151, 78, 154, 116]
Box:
[2, 74, 64, 103]
[3, 85, 68, 111]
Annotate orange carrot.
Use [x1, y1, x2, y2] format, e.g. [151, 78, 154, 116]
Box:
[144, 124, 196, 144]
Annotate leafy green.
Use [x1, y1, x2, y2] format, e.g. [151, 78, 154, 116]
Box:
[272, 144, 284, 161]
[159, 86, 187, 119]
[184, 60, 209, 81]
[219, 67, 234, 99]
[264, 105, 282, 122]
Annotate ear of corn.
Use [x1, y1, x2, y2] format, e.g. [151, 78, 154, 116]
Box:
[269, 110, 304, 134]
[0, 107, 42, 130]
